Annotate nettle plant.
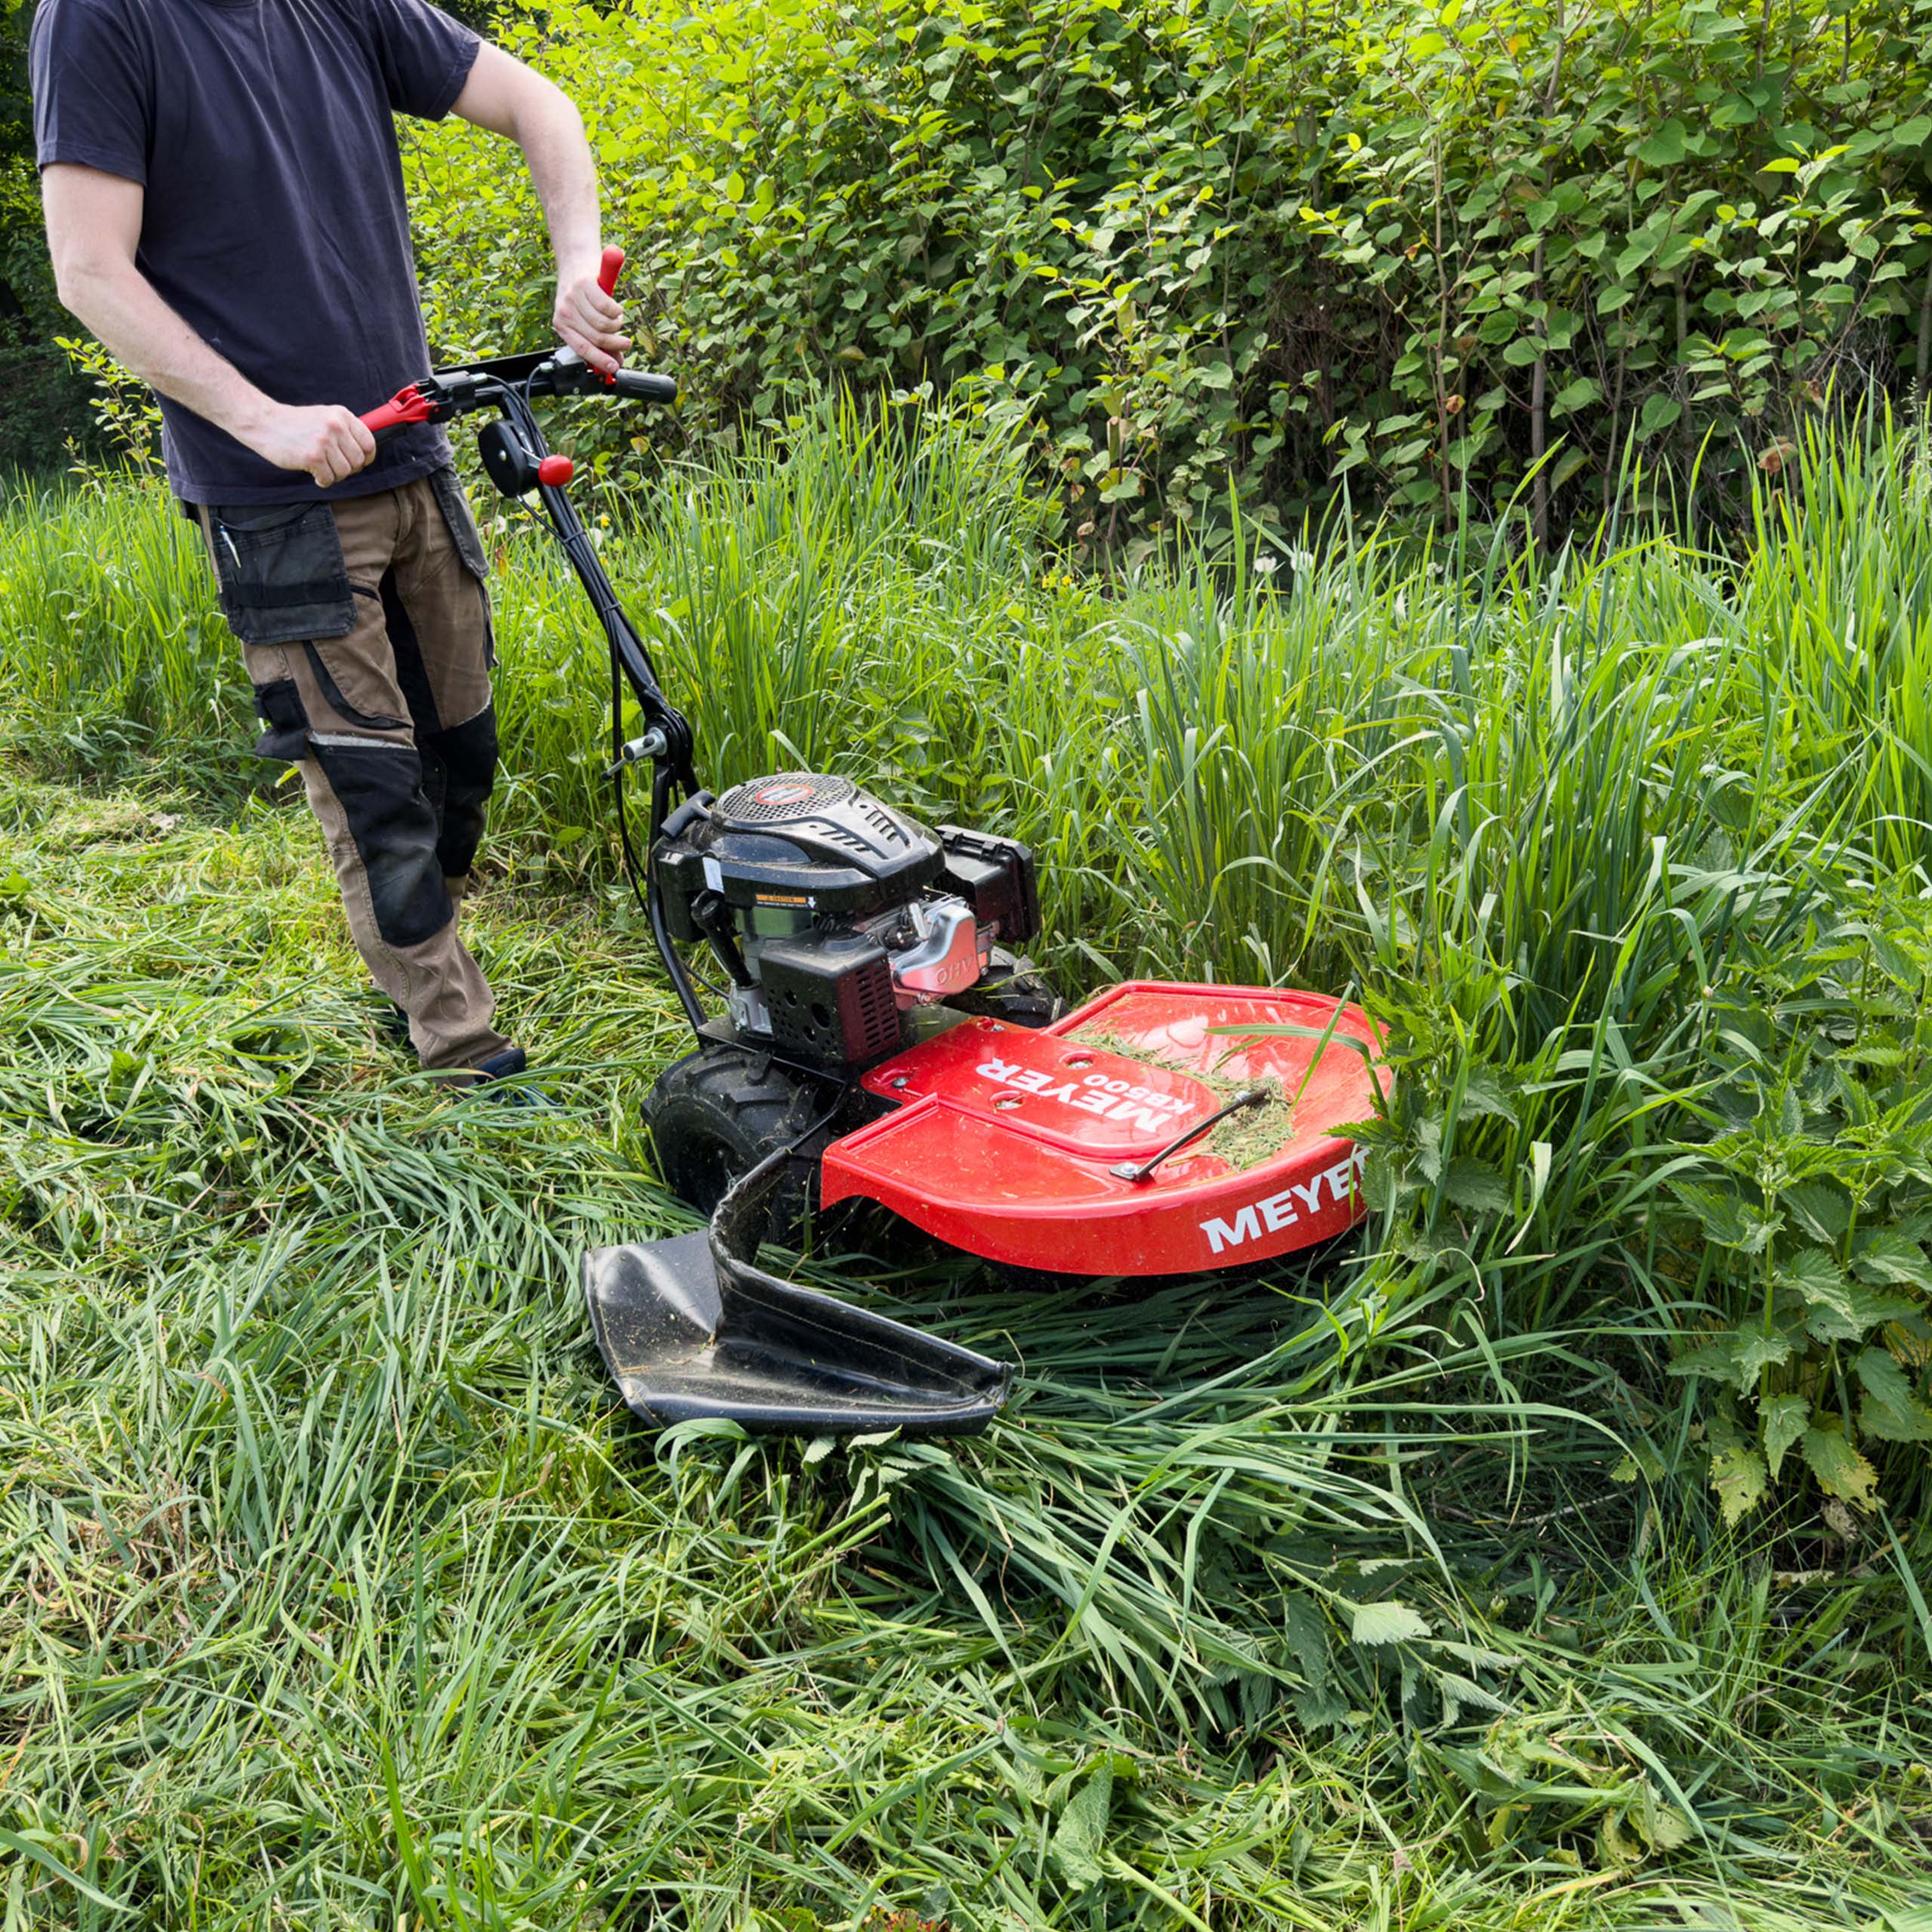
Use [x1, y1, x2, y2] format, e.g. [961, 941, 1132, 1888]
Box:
[1660, 904, 1932, 1527]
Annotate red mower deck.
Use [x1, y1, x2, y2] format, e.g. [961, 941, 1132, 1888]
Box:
[819, 982, 1388, 1275]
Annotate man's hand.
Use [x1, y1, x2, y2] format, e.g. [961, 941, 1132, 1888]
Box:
[242, 401, 378, 488]
[553, 260, 629, 376]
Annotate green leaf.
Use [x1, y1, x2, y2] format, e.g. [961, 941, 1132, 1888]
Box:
[1781, 1249, 1915, 1342]
[1638, 394, 1682, 438]
[1444, 1156, 1511, 1216]
[1051, 1761, 1115, 1890]
[1851, 1230, 1932, 1292]
[1801, 1420, 1880, 1509]
[1734, 1327, 1795, 1394]
[1857, 1346, 1918, 1408]
[1804, 1282, 1917, 1344]
[1710, 1441, 1768, 1525]
[1669, 1179, 1773, 1251]
[1782, 1183, 1850, 1244]
[1861, 1391, 1932, 1444]
[1351, 1600, 1432, 1647]
[1282, 1592, 1332, 1690]
[1856, 1349, 1932, 1443]
[1613, 1443, 1666, 1483]
[1669, 1333, 1746, 1386]
[1636, 121, 1687, 168]
[1456, 1070, 1518, 1126]
[1761, 1393, 1809, 1481]
[1778, 1245, 1847, 1302]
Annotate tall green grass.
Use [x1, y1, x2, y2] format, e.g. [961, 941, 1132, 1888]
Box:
[8, 408, 1928, 971]
[5, 405, 1932, 1924]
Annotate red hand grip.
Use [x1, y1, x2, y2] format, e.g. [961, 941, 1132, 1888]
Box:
[537, 454, 574, 487]
[361, 384, 432, 432]
[598, 245, 625, 295]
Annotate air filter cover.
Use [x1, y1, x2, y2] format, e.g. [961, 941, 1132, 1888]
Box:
[682, 770, 944, 915]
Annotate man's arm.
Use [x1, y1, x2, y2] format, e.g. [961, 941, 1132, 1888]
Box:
[40, 165, 377, 489]
[451, 43, 629, 376]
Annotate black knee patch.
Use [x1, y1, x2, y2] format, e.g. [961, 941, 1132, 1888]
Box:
[423, 703, 498, 880]
[309, 740, 451, 949]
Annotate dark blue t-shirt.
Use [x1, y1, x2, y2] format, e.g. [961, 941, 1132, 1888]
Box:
[31, 0, 479, 503]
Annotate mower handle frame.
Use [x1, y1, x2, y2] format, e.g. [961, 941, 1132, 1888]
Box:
[364, 346, 710, 1032]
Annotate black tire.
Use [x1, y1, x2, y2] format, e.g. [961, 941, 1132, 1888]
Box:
[642, 1044, 826, 1241]
[950, 947, 1065, 1029]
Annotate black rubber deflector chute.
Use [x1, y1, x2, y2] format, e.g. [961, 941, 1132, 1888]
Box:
[583, 1152, 1011, 1436]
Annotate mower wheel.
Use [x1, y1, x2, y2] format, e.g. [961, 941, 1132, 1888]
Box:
[642, 1044, 828, 1244]
[951, 948, 1065, 1030]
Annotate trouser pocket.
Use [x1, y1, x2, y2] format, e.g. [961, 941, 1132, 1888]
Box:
[203, 503, 357, 646]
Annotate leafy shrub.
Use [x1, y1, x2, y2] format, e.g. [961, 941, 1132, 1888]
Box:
[408, 0, 1932, 550]
[1, 0, 99, 476]
[0, 318, 96, 475]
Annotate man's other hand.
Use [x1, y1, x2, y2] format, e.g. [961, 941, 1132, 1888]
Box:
[554, 260, 629, 376]
[245, 402, 377, 488]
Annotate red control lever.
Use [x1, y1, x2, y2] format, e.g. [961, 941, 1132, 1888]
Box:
[598, 245, 625, 295]
[361, 383, 434, 434]
[537, 454, 574, 488]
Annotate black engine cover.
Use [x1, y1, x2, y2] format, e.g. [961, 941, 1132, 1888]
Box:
[655, 771, 943, 918]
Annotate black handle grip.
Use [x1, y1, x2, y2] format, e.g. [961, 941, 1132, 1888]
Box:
[611, 368, 678, 404]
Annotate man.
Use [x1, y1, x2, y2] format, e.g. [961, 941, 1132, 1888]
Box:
[30, 0, 627, 1084]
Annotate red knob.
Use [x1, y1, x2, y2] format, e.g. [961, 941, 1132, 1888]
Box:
[537, 454, 574, 488]
[598, 246, 625, 295]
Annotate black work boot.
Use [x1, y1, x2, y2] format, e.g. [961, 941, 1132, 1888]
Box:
[444, 1044, 539, 1103]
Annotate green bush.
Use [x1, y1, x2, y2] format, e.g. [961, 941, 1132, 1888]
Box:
[1, 0, 99, 472]
[407, 0, 1932, 550]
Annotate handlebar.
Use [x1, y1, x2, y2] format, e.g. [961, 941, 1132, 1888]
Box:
[611, 368, 678, 403]
[362, 383, 436, 434]
[358, 243, 675, 438]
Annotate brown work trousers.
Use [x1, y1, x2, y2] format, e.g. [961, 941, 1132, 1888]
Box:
[196, 469, 509, 1071]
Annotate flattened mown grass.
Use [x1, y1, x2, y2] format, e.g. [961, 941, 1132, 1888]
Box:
[4, 750, 1931, 1929]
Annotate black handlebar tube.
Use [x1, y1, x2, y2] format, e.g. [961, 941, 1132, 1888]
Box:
[518, 417, 709, 1031]
[419, 358, 711, 1032]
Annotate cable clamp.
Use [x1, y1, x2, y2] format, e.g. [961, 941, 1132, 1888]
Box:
[606, 728, 668, 777]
